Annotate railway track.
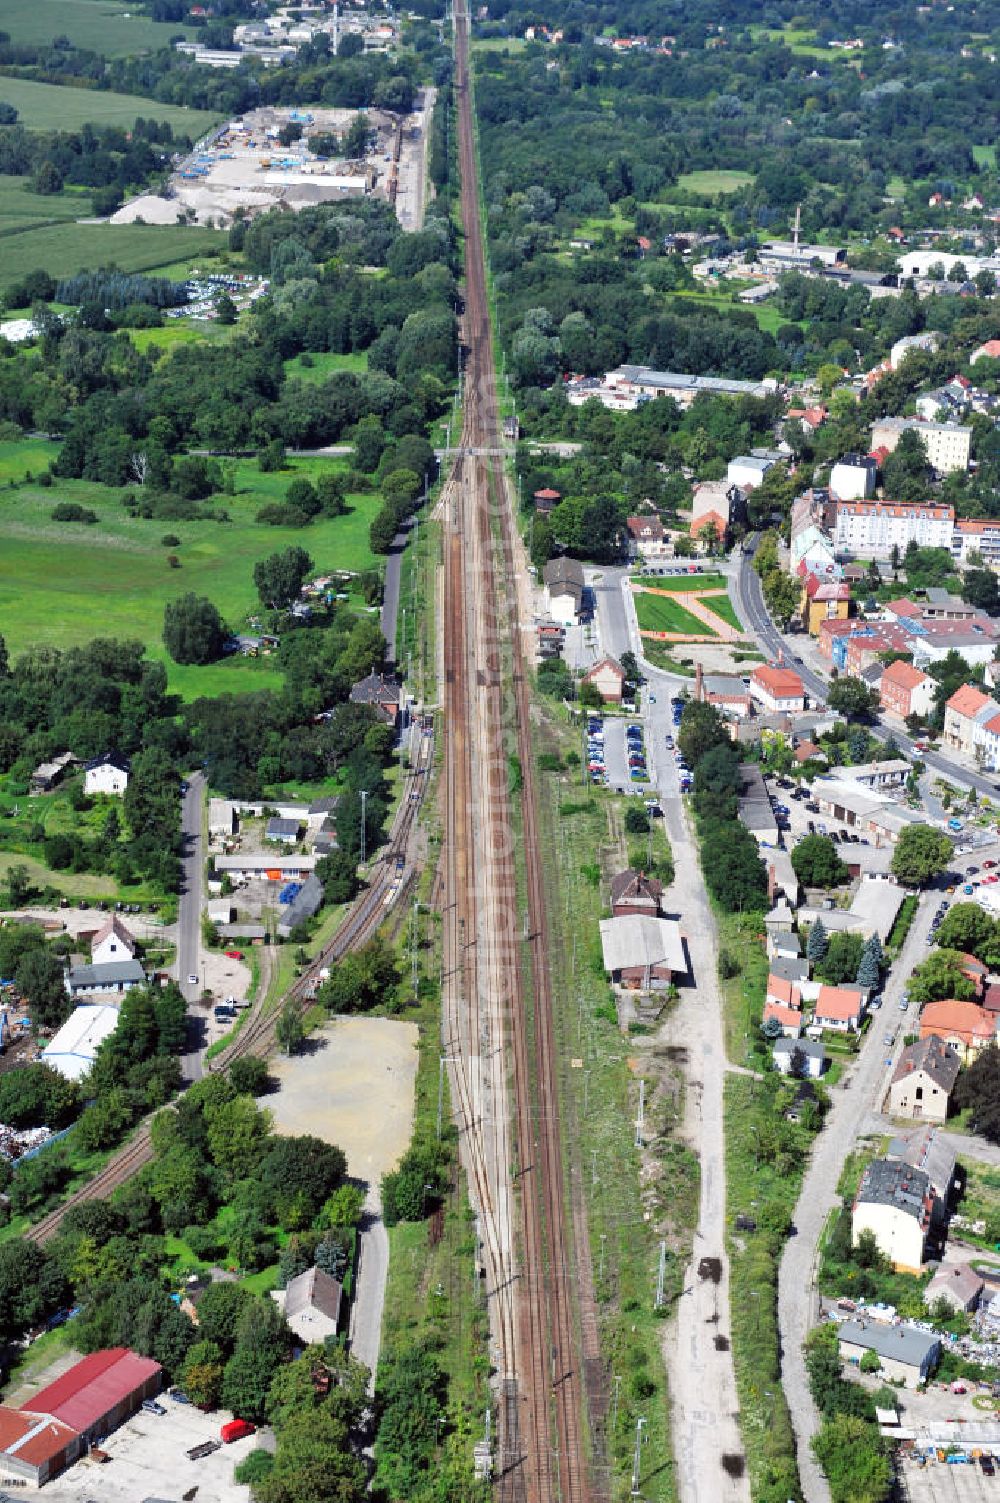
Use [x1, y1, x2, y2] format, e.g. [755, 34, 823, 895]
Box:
[441, 6, 597, 1499]
[27, 731, 435, 1246]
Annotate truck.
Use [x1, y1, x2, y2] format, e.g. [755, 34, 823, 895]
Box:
[221, 1419, 256, 1444]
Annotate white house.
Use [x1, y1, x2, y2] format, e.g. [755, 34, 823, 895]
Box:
[772, 1037, 826, 1077]
[90, 914, 137, 968]
[727, 455, 772, 491]
[83, 751, 131, 797]
[542, 558, 585, 625]
[65, 959, 146, 998]
[852, 1158, 933, 1273]
[869, 416, 971, 474]
[271, 1265, 343, 1344]
[833, 499, 955, 558]
[830, 455, 877, 500]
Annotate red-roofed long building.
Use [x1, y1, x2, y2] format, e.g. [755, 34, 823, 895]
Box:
[0, 1408, 82, 1487]
[27, 1348, 161, 1445]
[749, 664, 805, 714]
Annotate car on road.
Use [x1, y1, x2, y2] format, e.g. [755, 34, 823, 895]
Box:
[985, 859, 997, 870]
[665, 735, 674, 748]
[869, 995, 881, 1010]
[885, 1057, 893, 1068]
[187, 974, 200, 987]
[884, 1030, 894, 1044]
[224, 950, 244, 960]
[966, 865, 979, 875]
[142, 1400, 167, 1416]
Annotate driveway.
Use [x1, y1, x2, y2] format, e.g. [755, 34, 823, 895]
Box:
[176, 770, 206, 1083]
[777, 887, 936, 1502]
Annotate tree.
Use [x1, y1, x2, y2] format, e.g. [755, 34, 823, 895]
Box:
[962, 568, 1000, 616]
[812, 1413, 891, 1503]
[0, 1064, 79, 1129]
[791, 835, 848, 888]
[827, 677, 878, 720]
[222, 1300, 292, 1422]
[205, 1094, 272, 1172]
[260, 1134, 347, 1226]
[0, 1238, 69, 1344]
[935, 902, 996, 960]
[16, 948, 70, 1029]
[276, 1000, 304, 1055]
[816, 932, 864, 986]
[6, 862, 31, 907]
[908, 948, 976, 1005]
[806, 918, 829, 964]
[182, 1338, 226, 1408]
[891, 824, 952, 886]
[855, 937, 882, 992]
[230, 1056, 270, 1096]
[194, 1282, 254, 1354]
[953, 1043, 1000, 1141]
[163, 592, 226, 665]
[254, 548, 314, 610]
[215, 292, 238, 325]
[677, 700, 729, 769]
[699, 823, 768, 913]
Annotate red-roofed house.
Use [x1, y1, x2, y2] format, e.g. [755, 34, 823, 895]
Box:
[765, 974, 802, 1012]
[749, 664, 806, 714]
[920, 999, 998, 1061]
[880, 660, 934, 721]
[533, 487, 561, 514]
[943, 683, 995, 757]
[762, 1001, 803, 1038]
[817, 617, 857, 661]
[801, 574, 851, 635]
[959, 953, 988, 998]
[814, 984, 865, 1032]
[971, 339, 1000, 365]
[0, 1408, 82, 1487]
[690, 509, 728, 550]
[786, 405, 828, 433]
[27, 1348, 162, 1444]
[582, 656, 627, 704]
[626, 514, 669, 559]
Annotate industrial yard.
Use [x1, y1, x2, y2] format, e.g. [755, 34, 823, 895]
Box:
[113, 94, 434, 230]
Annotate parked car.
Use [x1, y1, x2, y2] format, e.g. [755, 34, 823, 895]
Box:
[221, 1419, 257, 1444]
[142, 1400, 167, 1416]
[187, 974, 200, 987]
[224, 950, 244, 960]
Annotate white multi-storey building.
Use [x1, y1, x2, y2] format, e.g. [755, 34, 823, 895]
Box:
[870, 416, 972, 474]
[833, 499, 954, 558]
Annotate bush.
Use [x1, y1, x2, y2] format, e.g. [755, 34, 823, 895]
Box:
[51, 503, 97, 524]
[161, 533, 181, 547]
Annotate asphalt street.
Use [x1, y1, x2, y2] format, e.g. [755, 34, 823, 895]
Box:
[381, 514, 413, 664]
[177, 770, 207, 1083]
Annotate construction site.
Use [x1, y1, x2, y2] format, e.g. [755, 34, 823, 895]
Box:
[112, 94, 434, 230]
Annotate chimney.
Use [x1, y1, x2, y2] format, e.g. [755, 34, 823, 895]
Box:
[767, 863, 776, 901]
[695, 663, 704, 702]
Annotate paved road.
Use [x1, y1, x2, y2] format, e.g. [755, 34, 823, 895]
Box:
[349, 1188, 389, 1392]
[381, 515, 414, 665]
[777, 888, 936, 1502]
[177, 771, 207, 1083]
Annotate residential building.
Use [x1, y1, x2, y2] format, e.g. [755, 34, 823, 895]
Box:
[600, 364, 774, 409]
[910, 626, 1000, 672]
[208, 798, 239, 838]
[762, 1001, 803, 1038]
[814, 983, 866, 1032]
[266, 817, 301, 844]
[748, 664, 806, 715]
[772, 1037, 826, 1077]
[542, 557, 585, 624]
[890, 332, 942, 369]
[888, 1036, 961, 1122]
[691, 479, 738, 528]
[690, 509, 729, 550]
[27, 1348, 162, 1446]
[727, 455, 773, 491]
[65, 959, 145, 998]
[626, 514, 669, 559]
[700, 673, 752, 718]
[852, 1158, 933, 1272]
[924, 1264, 985, 1314]
[765, 974, 803, 1013]
[42, 1004, 120, 1082]
[610, 870, 663, 918]
[919, 999, 998, 1061]
[582, 656, 627, 704]
[970, 339, 1000, 366]
[214, 853, 317, 881]
[83, 751, 130, 797]
[942, 683, 1000, 767]
[833, 499, 955, 558]
[598, 915, 686, 988]
[838, 759, 910, 790]
[90, 915, 137, 967]
[349, 672, 402, 727]
[0, 1409, 82, 1487]
[887, 1126, 956, 1206]
[838, 1320, 939, 1387]
[801, 574, 851, 635]
[830, 454, 877, 500]
[869, 416, 971, 474]
[952, 517, 1000, 568]
[272, 1265, 343, 1344]
[880, 660, 934, 721]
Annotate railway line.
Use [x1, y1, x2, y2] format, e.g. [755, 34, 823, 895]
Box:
[26, 731, 434, 1247]
[441, 3, 598, 1498]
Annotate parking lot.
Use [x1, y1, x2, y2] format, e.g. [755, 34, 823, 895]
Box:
[586, 715, 652, 795]
[40, 1391, 257, 1503]
[900, 1453, 1000, 1502]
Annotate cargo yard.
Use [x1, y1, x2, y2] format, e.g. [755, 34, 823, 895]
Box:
[113, 93, 434, 229]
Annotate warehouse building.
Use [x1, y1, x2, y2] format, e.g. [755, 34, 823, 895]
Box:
[0, 1408, 83, 1487]
[27, 1348, 162, 1446]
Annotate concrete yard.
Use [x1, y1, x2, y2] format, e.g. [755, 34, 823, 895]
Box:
[37, 1391, 257, 1503]
[268, 1016, 419, 1184]
[899, 1455, 1000, 1502]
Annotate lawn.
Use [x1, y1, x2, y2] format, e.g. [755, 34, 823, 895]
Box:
[0, 452, 384, 697]
[0, 223, 226, 294]
[129, 320, 237, 354]
[283, 350, 369, 383]
[675, 169, 754, 196]
[470, 34, 527, 51]
[0, 436, 60, 482]
[0, 0, 193, 56]
[633, 590, 719, 636]
[0, 77, 219, 136]
[669, 287, 800, 336]
[0, 175, 92, 235]
[632, 572, 728, 593]
[973, 145, 997, 169]
[699, 594, 743, 632]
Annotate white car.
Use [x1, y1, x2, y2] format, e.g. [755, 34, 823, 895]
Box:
[187, 974, 200, 987]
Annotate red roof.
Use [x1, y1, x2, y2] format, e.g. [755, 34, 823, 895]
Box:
[920, 999, 995, 1044]
[750, 665, 804, 697]
[0, 1407, 79, 1470]
[762, 1001, 802, 1031]
[881, 659, 926, 691]
[947, 683, 991, 719]
[27, 1349, 161, 1433]
[534, 488, 561, 501]
[690, 509, 727, 538]
[815, 984, 863, 1022]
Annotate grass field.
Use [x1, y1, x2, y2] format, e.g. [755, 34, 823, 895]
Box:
[470, 34, 527, 51]
[0, 223, 226, 294]
[0, 77, 219, 135]
[0, 451, 383, 697]
[633, 571, 728, 593]
[973, 145, 997, 169]
[633, 591, 718, 636]
[129, 320, 236, 354]
[283, 350, 369, 383]
[632, 572, 743, 631]
[0, 0, 193, 56]
[670, 286, 798, 336]
[699, 594, 743, 631]
[0, 175, 93, 236]
[675, 169, 754, 196]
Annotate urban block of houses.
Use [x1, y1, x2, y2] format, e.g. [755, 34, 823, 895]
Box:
[888, 1035, 961, 1122]
[952, 517, 1000, 568]
[919, 998, 998, 1061]
[696, 670, 752, 718]
[582, 656, 627, 704]
[852, 1158, 934, 1272]
[542, 557, 586, 624]
[813, 983, 866, 1032]
[837, 1320, 939, 1388]
[748, 664, 806, 715]
[83, 751, 130, 797]
[879, 660, 935, 721]
[598, 914, 686, 989]
[800, 571, 851, 636]
[869, 416, 972, 474]
[942, 683, 1000, 769]
[727, 454, 774, 491]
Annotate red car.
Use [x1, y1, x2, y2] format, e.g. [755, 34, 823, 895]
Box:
[221, 1419, 256, 1443]
[224, 950, 244, 960]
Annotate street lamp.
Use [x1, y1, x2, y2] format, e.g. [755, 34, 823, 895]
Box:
[360, 789, 368, 865]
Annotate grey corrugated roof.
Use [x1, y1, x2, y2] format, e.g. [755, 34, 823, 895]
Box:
[277, 873, 324, 935]
[66, 960, 145, 989]
[838, 1319, 939, 1367]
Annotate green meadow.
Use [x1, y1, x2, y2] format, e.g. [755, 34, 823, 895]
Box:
[675, 169, 754, 196]
[0, 223, 226, 295]
[0, 0, 193, 56]
[0, 77, 219, 135]
[633, 591, 717, 635]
